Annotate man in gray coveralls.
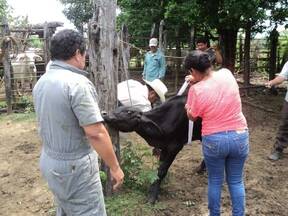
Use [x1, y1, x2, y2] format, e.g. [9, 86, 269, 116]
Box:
[33, 29, 124, 216]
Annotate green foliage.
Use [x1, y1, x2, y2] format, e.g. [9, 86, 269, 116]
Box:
[58, 0, 93, 32]
[28, 35, 43, 49]
[9, 15, 29, 28]
[105, 190, 166, 216]
[121, 141, 158, 191]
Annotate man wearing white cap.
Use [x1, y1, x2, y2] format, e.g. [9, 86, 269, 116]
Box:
[142, 38, 166, 82]
[117, 78, 168, 112]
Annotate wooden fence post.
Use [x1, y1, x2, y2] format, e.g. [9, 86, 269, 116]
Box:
[159, 20, 165, 52]
[1, 18, 13, 114]
[243, 21, 251, 88]
[189, 26, 195, 51]
[150, 23, 156, 38]
[88, 0, 119, 196]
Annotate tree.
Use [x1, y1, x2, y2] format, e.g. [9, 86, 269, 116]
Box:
[0, 0, 8, 20]
[117, 0, 167, 47]
[58, 0, 93, 32]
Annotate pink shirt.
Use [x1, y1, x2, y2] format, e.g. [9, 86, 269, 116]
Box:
[186, 68, 247, 136]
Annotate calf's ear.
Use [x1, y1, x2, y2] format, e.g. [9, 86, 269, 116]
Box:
[140, 115, 164, 138]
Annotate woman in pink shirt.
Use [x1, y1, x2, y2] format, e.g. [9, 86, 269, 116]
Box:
[185, 50, 249, 216]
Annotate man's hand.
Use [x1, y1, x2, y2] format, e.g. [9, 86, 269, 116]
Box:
[265, 81, 272, 89]
[110, 165, 124, 191]
[83, 123, 125, 191]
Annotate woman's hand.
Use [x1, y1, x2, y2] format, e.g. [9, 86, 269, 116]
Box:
[185, 75, 197, 85]
[185, 104, 194, 121]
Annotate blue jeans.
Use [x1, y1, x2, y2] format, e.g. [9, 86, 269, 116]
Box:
[202, 130, 249, 216]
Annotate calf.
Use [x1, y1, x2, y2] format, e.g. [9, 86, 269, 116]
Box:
[104, 95, 202, 204]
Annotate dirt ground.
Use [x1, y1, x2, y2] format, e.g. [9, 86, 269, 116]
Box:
[1, 92, 288, 216]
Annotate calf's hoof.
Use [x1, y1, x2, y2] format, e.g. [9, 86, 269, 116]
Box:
[147, 193, 158, 205]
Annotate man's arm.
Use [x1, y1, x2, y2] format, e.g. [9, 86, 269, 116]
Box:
[83, 122, 124, 190]
[267, 62, 288, 88]
[266, 76, 286, 88]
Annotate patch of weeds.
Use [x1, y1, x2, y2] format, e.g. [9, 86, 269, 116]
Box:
[121, 141, 158, 191]
[105, 190, 166, 216]
[0, 101, 7, 109]
[100, 170, 107, 185]
[15, 95, 35, 113]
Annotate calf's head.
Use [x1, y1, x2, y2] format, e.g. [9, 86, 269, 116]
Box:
[103, 106, 142, 132]
[103, 106, 164, 138]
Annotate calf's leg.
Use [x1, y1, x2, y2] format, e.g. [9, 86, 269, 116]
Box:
[148, 146, 183, 204]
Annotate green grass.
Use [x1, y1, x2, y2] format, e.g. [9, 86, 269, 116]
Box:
[0, 112, 36, 122]
[105, 190, 166, 216]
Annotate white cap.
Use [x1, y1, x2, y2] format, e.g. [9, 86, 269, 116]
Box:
[144, 79, 168, 103]
[149, 38, 158, 47]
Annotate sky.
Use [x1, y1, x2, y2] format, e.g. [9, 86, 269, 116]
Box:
[7, 0, 75, 28]
[6, 0, 285, 38]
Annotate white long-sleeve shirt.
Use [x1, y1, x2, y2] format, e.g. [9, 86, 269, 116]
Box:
[117, 80, 152, 112]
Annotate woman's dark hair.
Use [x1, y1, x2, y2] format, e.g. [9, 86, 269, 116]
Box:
[184, 50, 211, 73]
[196, 37, 208, 45]
[50, 29, 86, 61]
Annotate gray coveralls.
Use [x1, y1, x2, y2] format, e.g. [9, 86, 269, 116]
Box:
[33, 60, 106, 216]
[274, 61, 288, 152]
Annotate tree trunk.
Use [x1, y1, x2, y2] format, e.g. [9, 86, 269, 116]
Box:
[88, 0, 119, 196]
[219, 28, 238, 73]
[269, 27, 279, 80]
[1, 18, 13, 114]
[189, 26, 195, 51]
[244, 21, 251, 87]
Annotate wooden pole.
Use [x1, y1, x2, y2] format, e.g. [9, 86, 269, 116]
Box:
[1, 18, 13, 114]
[44, 22, 63, 66]
[269, 27, 279, 80]
[175, 27, 181, 91]
[118, 24, 130, 82]
[88, 0, 119, 196]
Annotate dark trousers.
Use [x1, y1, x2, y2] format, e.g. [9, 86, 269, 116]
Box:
[274, 101, 288, 152]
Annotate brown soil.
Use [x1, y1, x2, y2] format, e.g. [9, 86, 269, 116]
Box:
[0, 92, 288, 216]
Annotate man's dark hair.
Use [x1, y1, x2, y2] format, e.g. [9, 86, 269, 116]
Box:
[196, 37, 208, 45]
[50, 29, 86, 61]
[184, 50, 211, 73]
